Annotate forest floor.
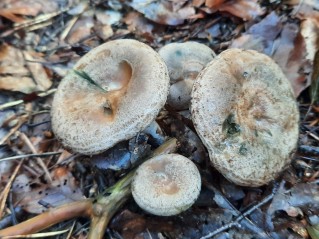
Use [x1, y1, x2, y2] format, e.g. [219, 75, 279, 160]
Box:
[0, 0, 318, 238]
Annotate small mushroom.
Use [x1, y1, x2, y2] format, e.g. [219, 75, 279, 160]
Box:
[132, 153, 201, 216]
[158, 42, 215, 110]
[191, 49, 299, 187]
[51, 39, 169, 155]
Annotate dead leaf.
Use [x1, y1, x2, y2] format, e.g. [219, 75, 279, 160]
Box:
[0, 44, 52, 93]
[93, 24, 114, 41]
[123, 12, 156, 41]
[230, 12, 282, 54]
[24, 52, 52, 91]
[219, 0, 265, 21]
[12, 167, 84, 214]
[66, 11, 94, 44]
[193, 0, 205, 7]
[205, 0, 225, 9]
[272, 23, 312, 97]
[95, 9, 122, 25]
[267, 182, 319, 229]
[110, 210, 175, 239]
[0, 0, 59, 22]
[300, 18, 319, 61]
[129, 0, 195, 26]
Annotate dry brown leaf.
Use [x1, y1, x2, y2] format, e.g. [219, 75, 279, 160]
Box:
[273, 23, 312, 97]
[193, 0, 206, 7]
[219, 0, 265, 21]
[0, 0, 60, 23]
[230, 12, 282, 55]
[0, 44, 52, 93]
[24, 52, 52, 91]
[12, 167, 84, 214]
[66, 13, 94, 44]
[123, 12, 156, 41]
[231, 13, 312, 97]
[0, 9, 25, 23]
[129, 0, 195, 26]
[95, 9, 122, 25]
[267, 182, 319, 228]
[0, 0, 59, 17]
[205, 0, 226, 9]
[300, 19, 319, 61]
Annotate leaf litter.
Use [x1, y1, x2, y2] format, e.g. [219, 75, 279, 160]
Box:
[0, 0, 319, 238]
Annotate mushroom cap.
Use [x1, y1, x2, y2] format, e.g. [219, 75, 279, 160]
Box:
[158, 42, 215, 110]
[51, 39, 169, 155]
[191, 49, 299, 187]
[132, 153, 201, 216]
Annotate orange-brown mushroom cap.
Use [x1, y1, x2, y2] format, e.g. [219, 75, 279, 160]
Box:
[132, 154, 201, 216]
[51, 39, 169, 155]
[191, 49, 299, 187]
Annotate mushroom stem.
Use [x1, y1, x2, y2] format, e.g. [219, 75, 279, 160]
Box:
[0, 138, 178, 238]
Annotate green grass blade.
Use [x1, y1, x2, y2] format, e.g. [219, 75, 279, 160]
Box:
[73, 70, 107, 92]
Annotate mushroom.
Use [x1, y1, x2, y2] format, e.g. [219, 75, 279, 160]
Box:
[158, 42, 215, 110]
[131, 153, 201, 216]
[51, 39, 170, 155]
[191, 49, 299, 187]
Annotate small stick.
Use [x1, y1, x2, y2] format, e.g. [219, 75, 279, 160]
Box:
[0, 88, 56, 111]
[0, 152, 62, 162]
[0, 160, 24, 218]
[19, 132, 52, 183]
[0, 115, 28, 145]
[204, 182, 273, 238]
[200, 186, 277, 239]
[0, 200, 94, 237]
[0, 138, 178, 238]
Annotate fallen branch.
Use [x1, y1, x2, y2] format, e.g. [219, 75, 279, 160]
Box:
[200, 183, 279, 239]
[0, 138, 178, 239]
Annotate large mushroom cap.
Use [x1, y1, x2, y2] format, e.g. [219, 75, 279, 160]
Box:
[51, 39, 169, 155]
[191, 49, 299, 187]
[132, 153, 201, 216]
[159, 42, 215, 110]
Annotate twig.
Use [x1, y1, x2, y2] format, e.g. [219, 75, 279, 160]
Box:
[0, 200, 93, 237]
[60, 3, 89, 41]
[0, 89, 56, 111]
[0, 152, 62, 162]
[0, 160, 24, 218]
[200, 185, 278, 239]
[307, 131, 319, 141]
[0, 115, 28, 145]
[0, 138, 178, 238]
[1, 9, 69, 37]
[204, 182, 273, 238]
[0, 228, 70, 238]
[19, 132, 52, 183]
[0, 207, 23, 230]
[66, 221, 76, 239]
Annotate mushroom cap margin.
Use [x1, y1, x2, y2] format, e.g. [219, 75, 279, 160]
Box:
[131, 153, 201, 216]
[191, 48, 299, 187]
[51, 39, 170, 155]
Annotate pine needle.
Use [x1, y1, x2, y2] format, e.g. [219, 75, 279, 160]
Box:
[0, 228, 69, 238]
[73, 70, 107, 92]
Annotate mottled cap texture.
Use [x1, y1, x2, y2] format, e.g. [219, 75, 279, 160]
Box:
[51, 39, 170, 155]
[132, 153, 201, 216]
[159, 42, 215, 110]
[191, 48, 299, 187]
